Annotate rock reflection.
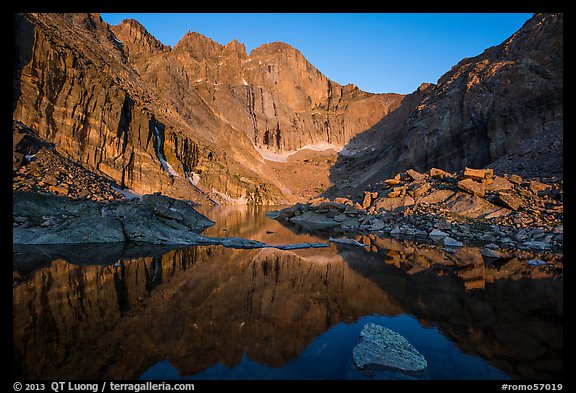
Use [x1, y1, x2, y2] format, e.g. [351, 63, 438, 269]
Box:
[13, 238, 562, 380]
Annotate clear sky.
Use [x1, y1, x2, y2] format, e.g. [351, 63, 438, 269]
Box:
[100, 13, 532, 95]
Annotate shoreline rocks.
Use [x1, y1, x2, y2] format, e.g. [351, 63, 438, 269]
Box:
[272, 168, 563, 253]
[12, 191, 329, 251]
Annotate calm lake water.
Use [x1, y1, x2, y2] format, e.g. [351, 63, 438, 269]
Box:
[13, 205, 563, 380]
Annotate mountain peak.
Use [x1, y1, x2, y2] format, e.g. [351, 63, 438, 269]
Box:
[173, 31, 224, 60]
[111, 18, 168, 54]
[250, 41, 299, 58]
[175, 31, 223, 50]
[223, 38, 247, 58]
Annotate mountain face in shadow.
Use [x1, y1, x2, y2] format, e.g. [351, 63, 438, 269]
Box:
[12, 13, 403, 205]
[329, 13, 562, 197]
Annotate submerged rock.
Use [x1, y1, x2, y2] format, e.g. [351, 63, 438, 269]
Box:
[328, 237, 366, 247]
[352, 323, 427, 372]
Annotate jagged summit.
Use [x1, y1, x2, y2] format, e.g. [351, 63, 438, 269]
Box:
[111, 18, 169, 55]
[14, 12, 401, 204]
[249, 41, 299, 56]
[13, 13, 562, 206]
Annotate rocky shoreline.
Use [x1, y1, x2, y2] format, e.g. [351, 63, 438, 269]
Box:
[12, 191, 327, 251]
[271, 167, 563, 253]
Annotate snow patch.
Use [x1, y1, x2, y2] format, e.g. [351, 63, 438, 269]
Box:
[112, 37, 123, 45]
[212, 189, 247, 205]
[153, 125, 180, 178]
[253, 145, 290, 163]
[242, 77, 249, 86]
[185, 170, 200, 186]
[195, 79, 203, 83]
[297, 143, 343, 153]
[161, 158, 180, 178]
[254, 143, 342, 163]
[111, 186, 141, 200]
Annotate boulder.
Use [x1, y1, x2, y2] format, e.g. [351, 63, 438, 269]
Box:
[521, 241, 551, 250]
[289, 210, 340, 229]
[362, 191, 378, 209]
[374, 195, 415, 212]
[418, 190, 455, 205]
[528, 180, 550, 195]
[344, 205, 359, 215]
[329, 237, 366, 247]
[480, 248, 500, 258]
[48, 185, 69, 195]
[407, 181, 431, 198]
[457, 178, 485, 197]
[486, 176, 513, 192]
[334, 197, 353, 206]
[387, 187, 404, 198]
[276, 203, 308, 219]
[429, 167, 452, 179]
[495, 192, 522, 210]
[368, 219, 386, 231]
[446, 193, 508, 219]
[352, 323, 427, 372]
[527, 259, 547, 266]
[429, 229, 449, 238]
[384, 175, 401, 186]
[463, 167, 494, 181]
[333, 213, 348, 222]
[508, 174, 523, 184]
[406, 169, 425, 181]
[340, 218, 361, 229]
[443, 237, 464, 247]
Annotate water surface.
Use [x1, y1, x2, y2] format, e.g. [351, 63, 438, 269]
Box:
[13, 206, 563, 380]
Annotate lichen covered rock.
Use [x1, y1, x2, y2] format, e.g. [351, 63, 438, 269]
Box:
[352, 323, 427, 372]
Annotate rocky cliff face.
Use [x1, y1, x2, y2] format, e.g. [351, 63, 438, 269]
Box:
[13, 13, 562, 204]
[13, 13, 403, 204]
[333, 13, 563, 192]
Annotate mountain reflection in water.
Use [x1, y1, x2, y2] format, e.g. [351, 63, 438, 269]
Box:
[13, 206, 562, 380]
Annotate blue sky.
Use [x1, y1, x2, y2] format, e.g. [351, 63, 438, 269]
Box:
[101, 13, 532, 94]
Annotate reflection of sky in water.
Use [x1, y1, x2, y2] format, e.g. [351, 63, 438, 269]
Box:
[13, 206, 562, 380]
[141, 314, 509, 380]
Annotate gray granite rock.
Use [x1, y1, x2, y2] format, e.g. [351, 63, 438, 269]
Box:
[352, 323, 427, 372]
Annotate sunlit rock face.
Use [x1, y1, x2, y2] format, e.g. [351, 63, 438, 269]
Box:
[12, 13, 403, 204]
[13, 13, 561, 204]
[333, 13, 563, 191]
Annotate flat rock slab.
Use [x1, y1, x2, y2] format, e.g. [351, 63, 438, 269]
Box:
[289, 210, 339, 229]
[406, 169, 425, 181]
[463, 167, 493, 181]
[495, 192, 522, 211]
[329, 237, 366, 247]
[457, 178, 485, 197]
[352, 323, 427, 372]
